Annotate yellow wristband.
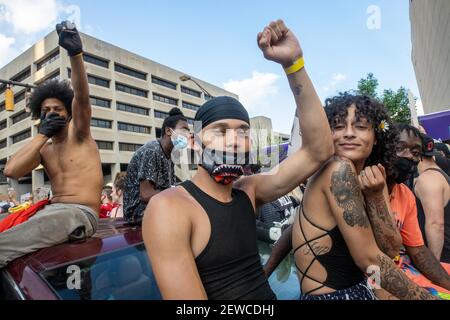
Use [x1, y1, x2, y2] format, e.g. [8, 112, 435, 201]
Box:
[284, 57, 305, 75]
[72, 52, 83, 58]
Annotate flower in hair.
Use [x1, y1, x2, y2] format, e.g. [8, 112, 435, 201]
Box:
[379, 120, 389, 133]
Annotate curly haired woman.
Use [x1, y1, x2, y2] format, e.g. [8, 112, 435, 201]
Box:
[264, 93, 436, 300]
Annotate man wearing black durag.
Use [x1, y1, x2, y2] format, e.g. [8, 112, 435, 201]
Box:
[142, 19, 334, 300]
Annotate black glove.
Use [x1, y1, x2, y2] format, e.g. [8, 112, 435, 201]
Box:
[56, 21, 83, 57]
[39, 112, 67, 138]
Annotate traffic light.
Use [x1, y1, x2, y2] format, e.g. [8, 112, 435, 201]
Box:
[5, 87, 14, 111]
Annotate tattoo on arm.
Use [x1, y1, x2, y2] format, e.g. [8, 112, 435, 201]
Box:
[330, 160, 370, 228]
[293, 84, 303, 96]
[377, 254, 436, 300]
[366, 197, 401, 256]
[409, 246, 450, 289]
[366, 197, 397, 231]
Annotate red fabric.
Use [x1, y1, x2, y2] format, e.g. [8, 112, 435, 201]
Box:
[99, 203, 118, 219]
[0, 199, 50, 233]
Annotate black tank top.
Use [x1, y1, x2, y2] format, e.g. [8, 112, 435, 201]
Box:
[294, 203, 365, 295]
[415, 168, 450, 263]
[180, 180, 276, 300]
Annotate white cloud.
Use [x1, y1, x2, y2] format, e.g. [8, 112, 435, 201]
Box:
[0, 0, 60, 34]
[0, 0, 82, 67]
[333, 73, 347, 82]
[59, 3, 81, 29]
[0, 33, 16, 66]
[323, 72, 347, 92]
[0, 0, 82, 35]
[0, 3, 9, 22]
[223, 71, 280, 112]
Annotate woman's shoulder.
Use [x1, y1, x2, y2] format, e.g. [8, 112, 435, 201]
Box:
[316, 156, 358, 181]
[304, 156, 359, 198]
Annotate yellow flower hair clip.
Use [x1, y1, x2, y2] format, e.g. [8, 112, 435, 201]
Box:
[379, 120, 390, 133]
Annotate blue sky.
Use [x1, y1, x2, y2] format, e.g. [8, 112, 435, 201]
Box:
[0, 0, 421, 134]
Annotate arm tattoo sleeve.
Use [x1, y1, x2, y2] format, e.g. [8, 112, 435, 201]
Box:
[365, 196, 401, 256]
[330, 160, 370, 228]
[377, 254, 436, 300]
[409, 246, 450, 290]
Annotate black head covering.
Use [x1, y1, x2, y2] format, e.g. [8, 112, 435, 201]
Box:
[194, 96, 249, 131]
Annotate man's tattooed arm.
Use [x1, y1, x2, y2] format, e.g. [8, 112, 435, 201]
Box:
[407, 245, 450, 291]
[376, 254, 436, 300]
[365, 194, 402, 258]
[327, 158, 437, 300]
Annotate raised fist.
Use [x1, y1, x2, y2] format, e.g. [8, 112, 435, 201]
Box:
[257, 19, 303, 68]
[56, 21, 83, 57]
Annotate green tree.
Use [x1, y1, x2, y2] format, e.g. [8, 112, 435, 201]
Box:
[356, 73, 411, 124]
[357, 72, 379, 99]
[381, 87, 411, 124]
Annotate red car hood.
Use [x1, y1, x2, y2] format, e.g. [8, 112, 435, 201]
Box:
[4, 219, 144, 299]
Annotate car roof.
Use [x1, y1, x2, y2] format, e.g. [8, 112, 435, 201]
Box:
[6, 219, 143, 275]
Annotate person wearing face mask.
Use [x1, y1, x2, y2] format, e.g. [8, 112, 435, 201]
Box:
[265, 124, 450, 299]
[264, 93, 438, 300]
[123, 107, 190, 224]
[0, 21, 102, 267]
[142, 19, 335, 300]
[379, 125, 450, 297]
[354, 125, 450, 298]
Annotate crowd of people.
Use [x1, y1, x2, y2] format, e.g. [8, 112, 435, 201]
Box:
[0, 19, 449, 301]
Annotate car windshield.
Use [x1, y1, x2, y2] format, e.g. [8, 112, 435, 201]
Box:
[39, 241, 299, 300]
[40, 243, 161, 300]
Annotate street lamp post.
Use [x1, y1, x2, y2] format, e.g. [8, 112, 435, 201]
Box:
[178, 75, 213, 177]
[0, 79, 38, 189]
[0, 79, 38, 90]
[179, 75, 214, 99]
[0, 79, 37, 112]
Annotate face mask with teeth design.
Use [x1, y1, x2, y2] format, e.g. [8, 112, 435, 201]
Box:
[200, 147, 250, 185]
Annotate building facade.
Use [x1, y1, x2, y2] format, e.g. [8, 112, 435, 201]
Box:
[0, 30, 237, 195]
[410, 0, 450, 114]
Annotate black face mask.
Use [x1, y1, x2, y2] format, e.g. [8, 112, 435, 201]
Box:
[200, 147, 250, 185]
[393, 157, 419, 184]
